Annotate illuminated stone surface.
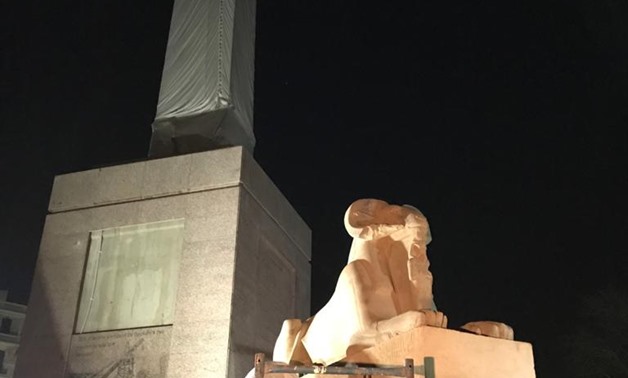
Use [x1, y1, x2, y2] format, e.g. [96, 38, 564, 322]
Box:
[16, 147, 311, 378]
[273, 199, 530, 377]
[294, 327, 535, 378]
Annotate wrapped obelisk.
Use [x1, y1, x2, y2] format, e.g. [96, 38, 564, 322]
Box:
[149, 0, 257, 157]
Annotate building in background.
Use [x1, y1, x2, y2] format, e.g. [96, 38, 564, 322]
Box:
[0, 290, 26, 378]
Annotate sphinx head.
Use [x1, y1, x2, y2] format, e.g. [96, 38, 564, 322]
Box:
[344, 199, 432, 244]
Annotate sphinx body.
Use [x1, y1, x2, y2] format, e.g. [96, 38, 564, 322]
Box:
[273, 199, 513, 366]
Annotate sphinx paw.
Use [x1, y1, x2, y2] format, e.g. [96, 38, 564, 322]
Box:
[461, 321, 514, 340]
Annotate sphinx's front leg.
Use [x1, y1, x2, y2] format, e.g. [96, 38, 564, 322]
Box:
[344, 259, 447, 332]
[343, 254, 448, 357]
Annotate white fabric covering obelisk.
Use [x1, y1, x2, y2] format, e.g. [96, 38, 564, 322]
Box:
[149, 0, 256, 157]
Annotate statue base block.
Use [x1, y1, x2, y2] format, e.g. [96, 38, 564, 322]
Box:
[338, 326, 535, 378]
[285, 327, 535, 378]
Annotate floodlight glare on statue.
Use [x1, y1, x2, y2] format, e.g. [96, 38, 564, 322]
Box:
[149, 0, 256, 157]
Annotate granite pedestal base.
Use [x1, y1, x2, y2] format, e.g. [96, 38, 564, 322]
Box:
[16, 147, 311, 378]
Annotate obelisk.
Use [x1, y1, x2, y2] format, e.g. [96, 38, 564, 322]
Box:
[149, 0, 257, 157]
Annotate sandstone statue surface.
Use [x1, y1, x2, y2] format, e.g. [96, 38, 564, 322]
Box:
[273, 198, 514, 366]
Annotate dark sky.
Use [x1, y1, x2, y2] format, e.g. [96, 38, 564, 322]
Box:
[2, 0, 628, 375]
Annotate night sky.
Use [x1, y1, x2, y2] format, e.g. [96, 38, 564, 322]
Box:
[2, 0, 628, 375]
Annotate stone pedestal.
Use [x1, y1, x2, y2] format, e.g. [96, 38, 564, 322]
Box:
[15, 147, 311, 378]
[338, 326, 535, 378]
